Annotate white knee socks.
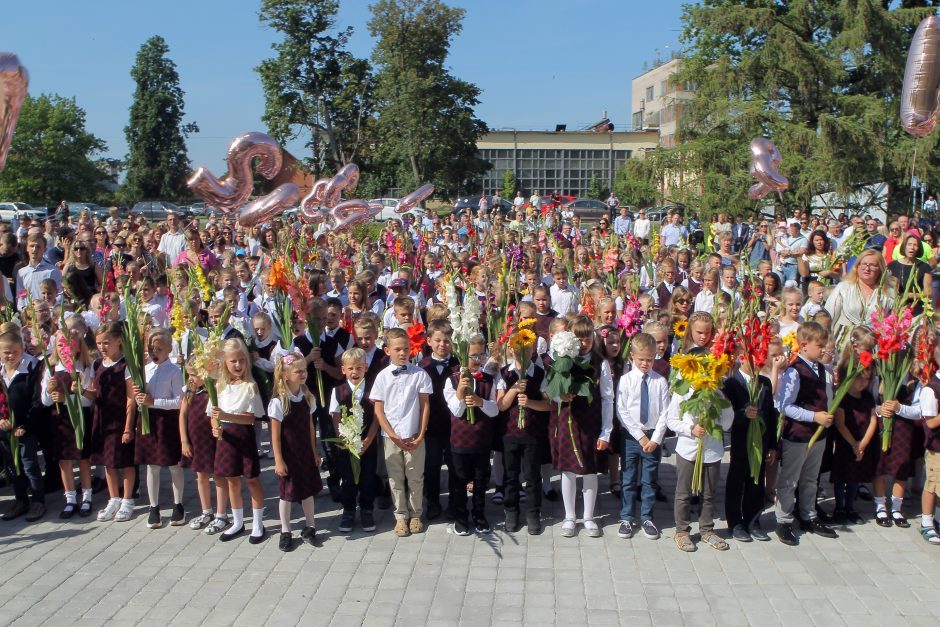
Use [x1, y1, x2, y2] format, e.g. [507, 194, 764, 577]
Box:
[251, 508, 265, 537]
[582, 474, 598, 521]
[169, 465, 184, 504]
[146, 465, 161, 507]
[301, 497, 315, 528]
[225, 508, 244, 535]
[561, 472, 578, 520]
[279, 499, 292, 533]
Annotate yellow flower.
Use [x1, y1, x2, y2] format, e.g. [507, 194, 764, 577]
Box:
[670, 353, 704, 380]
[710, 354, 732, 381]
[510, 328, 537, 351]
[518, 317, 537, 330]
[673, 320, 687, 338]
[781, 331, 799, 356]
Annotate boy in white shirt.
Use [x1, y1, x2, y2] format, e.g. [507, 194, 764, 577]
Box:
[370, 328, 432, 537]
[799, 281, 826, 320]
[549, 268, 580, 315]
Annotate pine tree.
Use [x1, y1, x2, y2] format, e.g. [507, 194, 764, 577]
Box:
[501, 169, 517, 200]
[123, 36, 198, 202]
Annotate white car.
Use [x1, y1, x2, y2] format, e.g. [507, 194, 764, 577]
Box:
[0, 201, 46, 223]
[370, 198, 421, 222]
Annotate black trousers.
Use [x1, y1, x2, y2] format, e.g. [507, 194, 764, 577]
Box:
[725, 427, 766, 528]
[335, 444, 378, 513]
[503, 438, 542, 517]
[315, 406, 339, 487]
[423, 434, 456, 507]
[451, 451, 491, 526]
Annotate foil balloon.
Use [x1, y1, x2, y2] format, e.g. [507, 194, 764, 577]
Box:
[187, 132, 283, 211]
[747, 137, 789, 200]
[238, 183, 301, 227]
[901, 16, 940, 138]
[335, 163, 359, 193]
[298, 177, 331, 224]
[396, 184, 434, 213]
[321, 163, 360, 207]
[0, 53, 29, 172]
[331, 199, 382, 232]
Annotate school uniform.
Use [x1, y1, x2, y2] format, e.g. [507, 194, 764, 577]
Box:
[89, 357, 135, 469]
[0, 356, 44, 506]
[831, 391, 879, 513]
[330, 380, 378, 514]
[210, 381, 265, 478]
[681, 277, 703, 298]
[445, 370, 497, 530]
[875, 381, 924, 482]
[41, 364, 94, 461]
[652, 281, 674, 309]
[130, 360, 184, 467]
[552, 352, 614, 475]
[920, 375, 940, 502]
[420, 354, 462, 515]
[269, 392, 322, 501]
[180, 389, 214, 473]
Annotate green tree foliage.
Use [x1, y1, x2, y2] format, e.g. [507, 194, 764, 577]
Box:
[256, 0, 375, 175]
[674, 0, 939, 216]
[0, 94, 107, 204]
[586, 171, 608, 200]
[368, 0, 488, 197]
[500, 169, 517, 199]
[123, 36, 198, 202]
[614, 156, 662, 208]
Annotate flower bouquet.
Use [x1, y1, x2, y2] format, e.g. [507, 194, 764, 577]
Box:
[617, 296, 644, 359]
[669, 351, 732, 494]
[188, 334, 225, 439]
[406, 323, 426, 361]
[122, 286, 150, 435]
[807, 350, 871, 448]
[447, 281, 482, 423]
[56, 334, 86, 450]
[872, 307, 915, 451]
[739, 316, 772, 482]
[268, 259, 295, 351]
[508, 318, 538, 429]
[544, 330, 595, 468]
[326, 404, 364, 484]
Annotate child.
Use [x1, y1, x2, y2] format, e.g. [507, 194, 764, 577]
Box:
[917, 341, 940, 544]
[549, 268, 579, 315]
[532, 285, 557, 341]
[89, 322, 136, 523]
[693, 268, 719, 314]
[551, 316, 614, 538]
[723, 344, 777, 542]
[370, 328, 432, 537]
[131, 328, 185, 529]
[777, 287, 803, 338]
[138, 277, 168, 329]
[270, 352, 322, 551]
[419, 319, 461, 521]
[0, 328, 45, 522]
[643, 321, 672, 377]
[666, 347, 734, 552]
[682, 259, 704, 298]
[720, 265, 742, 309]
[42, 315, 95, 518]
[831, 365, 878, 525]
[445, 335, 498, 535]
[774, 321, 838, 545]
[800, 281, 826, 320]
[330, 349, 379, 533]
[615, 333, 670, 540]
[210, 338, 267, 542]
[180, 371, 229, 534]
[651, 259, 676, 309]
[681, 312, 715, 353]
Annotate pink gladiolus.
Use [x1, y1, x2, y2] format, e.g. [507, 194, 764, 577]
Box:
[56, 336, 75, 373]
[617, 297, 644, 338]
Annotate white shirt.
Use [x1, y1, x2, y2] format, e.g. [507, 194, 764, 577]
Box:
[1, 356, 31, 388]
[693, 289, 716, 313]
[159, 230, 187, 266]
[269, 390, 316, 422]
[616, 367, 670, 443]
[208, 380, 265, 422]
[444, 372, 499, 418]
[369, 363, 433, 439]
[16, 260, 62, 307]
[776, 356, 833, 423]
[132, 359, 184, 410]
[329, 380, 365, 415]
[142, 300, 168, 329]
[920, 375, 939, 418]
[42, 362, 96, 408]
[665, 388, 734, 463]
[633, 218, 651, 239]
[550, 283, 580, 316]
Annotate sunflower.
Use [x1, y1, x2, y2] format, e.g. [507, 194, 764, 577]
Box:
[510, 328, 537, 351]
[670, 353, 705, 380]
[673, 319, 688, 338]
[518, 317, 537, 330]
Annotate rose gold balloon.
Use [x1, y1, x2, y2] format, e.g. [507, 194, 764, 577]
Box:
[322, 172, 349, 208]
[901, 16, 940, 138]
[335, 163, 359, 193]
[298, 177, 331, 223]
[237, 183, 301, 227]
[187, 132, 283, 212]
[0, 53, 29, 172]
[331, 199, 382, 232]
[748, 137, 788, 200]
[396, 183, 434, 213]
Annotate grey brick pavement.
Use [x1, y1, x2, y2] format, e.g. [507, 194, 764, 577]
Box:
[1, 433, 938, 626]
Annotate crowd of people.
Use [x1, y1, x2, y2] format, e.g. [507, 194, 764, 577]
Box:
[0, 197, 938, 554]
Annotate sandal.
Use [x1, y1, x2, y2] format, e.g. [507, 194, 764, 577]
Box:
[920, 524, 940, 545]
[891, 512, 910, 528]
[674, 531, 696, 552]
[701, 530, 729, 551]
[875, 511, 892, 528]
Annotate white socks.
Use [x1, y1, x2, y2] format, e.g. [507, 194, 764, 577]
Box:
[146, 465, 161, 507]
[279, 500, 292, 533]
[251, 508, 264, 537]
[874, 496, 886, 514]
[64, 490, 77, 504]
[225, 508, 245, 534]
[81, 488, 93, 503]
[301, 497, 315, 528]
[561, 472, 578, 520]
[169, 465, 184, 504]
[582, 474, 598, 521]
[923, 514, 935, 528]
[891, 496, 903, 513]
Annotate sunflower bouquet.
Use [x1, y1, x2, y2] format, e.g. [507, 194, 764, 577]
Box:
[508, 318, 538, 429]
[669, 351, 732, 494]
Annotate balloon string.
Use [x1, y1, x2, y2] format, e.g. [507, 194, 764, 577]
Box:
[911, 142, 919, 182]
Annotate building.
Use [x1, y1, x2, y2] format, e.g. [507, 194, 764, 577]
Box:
[477, 128, 659, 197]
[630, 56, 695, 148]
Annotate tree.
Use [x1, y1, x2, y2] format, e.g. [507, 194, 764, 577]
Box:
[0, 94, 107, 204]
[673, 0, 938, 217]
[500, 169, 517, 199]
[586, 172, 607, 200]
[123, 36, 198, 202]
[369, 0, 488, 197]
[256, 0, 376, 175]
[614, 157, 661, 208]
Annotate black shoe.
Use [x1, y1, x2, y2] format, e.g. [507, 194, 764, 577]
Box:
[300, 526, 319, 546]
[360, 510, 376, 532]
[474, 517, 492, 534]
[731, 524, 752, 542]
[25, 502, 46, 522]
[832, 508, 848, 525]
[875, 511, 892, 527]
[655, 487, 668, 503]
[806, 518, 838, 538]
[527, 513, 543, 535]
[59, 502, 77, 519]
[891, 512, 910, 529]
[776, 523, 798, 546]
[91, 476, 107, 494]
[2, 501, 30, 521]
[147, 506, 161, 528]
[170, 503, 185, 526]
[845, 510, 864, 525]
[220, 526, 245, 542]
[426, 501, 442, 521]
[748, 524, 770, 542]
[278, 532, 293, 552]
[504, 510, 521, 533]
[451, 520, 471, 536]
[248, 526, 267, 545]
[543, 488, 559, 502]
[338, 511, 355, 533]
[617, 521, 635, 539]
[78, 500, 93, 517]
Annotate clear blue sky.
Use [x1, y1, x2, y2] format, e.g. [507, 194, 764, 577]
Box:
[2, 0, 685, 172]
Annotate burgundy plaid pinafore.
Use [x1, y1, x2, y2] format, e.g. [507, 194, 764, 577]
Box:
[50, 369, 92, 461]
[830, 391, 880, 484]
[449, 371, 495, 454]
[180, 389, 214, 473]
[134, 406, 182, 467]
[553, 355, 603, 475]
[89, 358, 135, 469]
[214, 421, 260, 479]
[276, 396, 322, 502]
[876, 384, 925, 481]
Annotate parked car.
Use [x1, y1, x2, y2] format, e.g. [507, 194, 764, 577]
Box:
[66, 202, 111, 220]
[453, 195, 514, 216]
[130, 200, 191, 222]
[188, 202, 207, 216]
[561, 198, 611, 222]
[0, 201, 46, 223]
[535, 194, 576, 213]
[369, 198, 403, 222]
[639, 205, 685, 223]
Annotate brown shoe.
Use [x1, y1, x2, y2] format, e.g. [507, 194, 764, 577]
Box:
[409, 517, 424, 534]
[394, 519, 411, 537]
[674, 530, 696, 552]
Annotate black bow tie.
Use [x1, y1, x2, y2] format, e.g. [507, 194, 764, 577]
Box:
[392, 366, 408, 376]
[432, 358, 450, 368]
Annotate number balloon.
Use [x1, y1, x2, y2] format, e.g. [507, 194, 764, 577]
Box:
[187, 132, 283, 211]
[396, 184, 434, 213]
[901, 16, 940, 138]
[238, 183, 301, 227]
[0, 53, 28, 172]
[331, 199, 382, 232]
[747, 137, 789, 200]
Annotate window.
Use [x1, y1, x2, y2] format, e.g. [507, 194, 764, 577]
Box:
[646, 85, 654, 101]
[660, 80, 667, 97]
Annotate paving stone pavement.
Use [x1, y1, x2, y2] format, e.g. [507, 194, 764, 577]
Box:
[1, 431, 939, 627]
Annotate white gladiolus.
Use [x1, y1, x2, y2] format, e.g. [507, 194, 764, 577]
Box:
[550, 330, 580, 360]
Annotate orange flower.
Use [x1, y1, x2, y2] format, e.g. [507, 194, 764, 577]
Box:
[406, 323, 426, 358]
[269, 259, 289, 292]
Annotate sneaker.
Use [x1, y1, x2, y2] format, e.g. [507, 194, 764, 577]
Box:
[114, 501, 134, 522]
[701, 530, 729, 551]
[360, 510, 376, 532]
[919, 524, 940, 545]
[169, 503, 186, 526]
[190, 512, 214, 530]
[583, 519, 602, 538]
[731, 524, 752, 542]
[338, 511, 355, 533]
[300, 526, 318, 546]
[25, 502, 46, 522]
[617, 520, 635, 539]
[97, 499, 121, 522]
[204, 516, 229, 535]
[491, 489, 504, 505]
[147, 506, 161, 529]
[748, 523, 771, 542]
[474, 518, 492, 534]
[394, 519, 411, 537]
[409, 518, 424, 534]
[775, 523, 798, 546]
[560, 519, 577, 537]
[279, 531, 293, 552]
[641, 519, 660, 540]
[451, 521, 471, 536]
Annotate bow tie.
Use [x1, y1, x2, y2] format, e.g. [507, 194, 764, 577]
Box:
[432, 358, 450, 368]
[392, 366, 408, 376]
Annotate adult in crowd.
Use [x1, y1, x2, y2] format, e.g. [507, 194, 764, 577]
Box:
[158, 212, 187, 268]
[825, 248, 893, 335]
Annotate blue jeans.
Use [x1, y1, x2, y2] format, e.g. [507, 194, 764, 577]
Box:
[781, 263, 798, 285]
[619, 434, 661, 522]
[0, 433, 44, 504]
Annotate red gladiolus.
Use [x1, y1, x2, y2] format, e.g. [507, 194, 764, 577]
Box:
[859, 351, 873, 368]
[406, 323, 426, 358]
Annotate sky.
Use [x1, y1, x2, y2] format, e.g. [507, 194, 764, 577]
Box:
[1, 0, 685, 173]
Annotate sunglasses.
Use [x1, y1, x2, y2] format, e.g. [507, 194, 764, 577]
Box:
[114, 241, 126, 247]
[74, 246, 87, 251]
[674, 298, 690, 304]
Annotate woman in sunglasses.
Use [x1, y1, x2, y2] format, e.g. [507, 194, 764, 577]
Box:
[64, 238, 102, 294]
